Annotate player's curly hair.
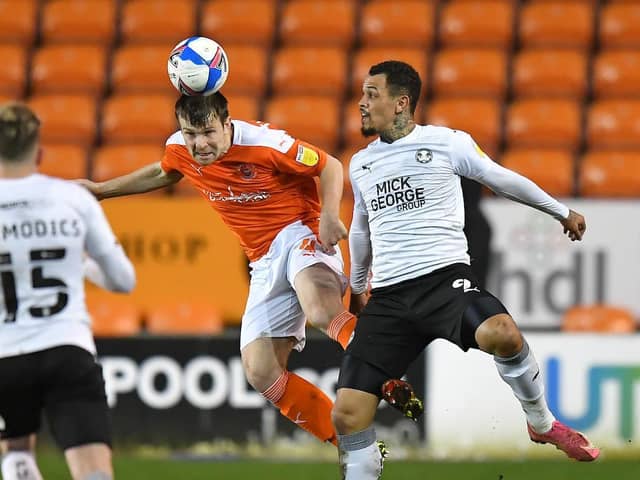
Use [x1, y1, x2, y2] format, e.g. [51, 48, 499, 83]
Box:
[174, 92, 230, 128]
[369, 61, 422, 115]
[0, 103, 40, 162]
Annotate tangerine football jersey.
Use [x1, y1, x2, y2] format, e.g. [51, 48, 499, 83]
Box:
[161, 120, 328, 261]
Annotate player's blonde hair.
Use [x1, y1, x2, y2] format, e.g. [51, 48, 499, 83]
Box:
[0, 103, 40, 162]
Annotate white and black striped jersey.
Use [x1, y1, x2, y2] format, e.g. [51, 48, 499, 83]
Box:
[348, 125, 569, 292]
[0, 174, 135, 358]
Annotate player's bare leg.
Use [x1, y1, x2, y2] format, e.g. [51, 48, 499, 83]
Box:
[1, 435, 43, 480]
[65, 443, 113, 480]
[242, 336, 336, 444]
[476, 313, 600, 461]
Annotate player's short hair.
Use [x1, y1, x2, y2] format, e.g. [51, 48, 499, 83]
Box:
[369, 61, 422, 115]
[174, 92, 230, 128]
[0, 103, 40, 162]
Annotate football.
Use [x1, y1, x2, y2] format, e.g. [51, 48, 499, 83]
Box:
[167, 36, 229, 96]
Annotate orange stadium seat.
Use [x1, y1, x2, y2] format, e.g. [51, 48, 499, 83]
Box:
[586, 100, 640, 150]
[512, 49, 588, 99]
[87, 294, 142, 337]
[30, 45, 107, 96]
[519, 1, 594, 49]
[592, 50, 640, 99]
[501, 149, 574, 197]
[38, 144, 89, 179]
[279, 0, 356, 48]
[264, 95, 340, 153]
[432, 48, 508, 98]
[579, 150, 640, 197]
[360, 0, 435, 49]
[120, 0, 196, 45]
[27, 94, 97, 146]
[146, 301, 224, 335]
[101, 94, 177, 145]
[271, 47, 348, 96]
[226, 94, 261, 121]
[439, 0, 514, 49]
[200, 0, 277, 46]
[221, 45, 269, 96]
[562, 305, 636, 333]
[91, 144, 165, 182]
[40, 0, 116, 45]
[0, 45, 27, 98]
[0, 0, 37, 45]
[599, 2, 640, 49]
[425, 98, 502, 153]
[350, 47, 429, 97]
[111, 45, 178, 95]
[505, 99, 582, 150]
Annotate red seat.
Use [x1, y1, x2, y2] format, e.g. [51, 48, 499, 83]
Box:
[111, 45, 177, 95]
[592, 51, 640, 99]
[31, 45, 107, 96]
[580, 150, 640, 197]
[586, 100, 640, 150]
[512, 49, 588, 99]
[520, 1, 594, 49]
[38, 144, 89, 179]
[27, 94, 97, 146]
[280, 0, 356, 47]
[0, 0, 37, 45]
[264, 95, 340, 153]
[439, 0, 514, 49]
[562, 305, 636, 333]
[120, 0, 196, 44]
[41, 0, 116, 45]
[0, 45, 27, 98]
[222, 45, 269, 97]
[600, 3, 640, 49]
[226, 94, 260, 122]
[433, 48, 508, 98]
[87, 293, 142, 337]
[146, 301, 224, 335]
[360, 0, 435, 49]
[501, 149, 574, 197]
[505, 99, 582, 150]
[271, 47, 348, 96]
[200, 0, 276, 46]
[91, 144, 165, 183]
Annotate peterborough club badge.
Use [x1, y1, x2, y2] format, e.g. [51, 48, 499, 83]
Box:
[415, 149, 432, 164]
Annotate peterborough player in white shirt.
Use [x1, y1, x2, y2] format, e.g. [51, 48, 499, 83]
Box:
[332, 61, 599, 479]
[0, 103, 135, 480]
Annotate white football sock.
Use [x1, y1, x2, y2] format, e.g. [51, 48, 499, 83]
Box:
[1, 451, 43, 480]
[494, 340, 555, 433]
[337, 427, 382, 480]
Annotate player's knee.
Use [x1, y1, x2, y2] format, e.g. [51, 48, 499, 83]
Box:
[332, 400, 362, 434]
[1, 451, 43, 480]
[477, 314, 522, 356]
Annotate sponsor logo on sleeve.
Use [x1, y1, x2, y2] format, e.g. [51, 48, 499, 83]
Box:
[296, 146, 319, 166]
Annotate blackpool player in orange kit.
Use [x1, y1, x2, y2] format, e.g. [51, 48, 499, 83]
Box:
[78, 93, 419, 445]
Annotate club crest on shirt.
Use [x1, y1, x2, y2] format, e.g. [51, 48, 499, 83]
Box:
[238, 163, 256, 179]
[415, 149, 432, 164]
[296, 146, 319, 166]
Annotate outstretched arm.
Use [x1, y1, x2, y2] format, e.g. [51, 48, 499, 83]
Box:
[76, 161, 183, 200]
[318, 154, 348, 253]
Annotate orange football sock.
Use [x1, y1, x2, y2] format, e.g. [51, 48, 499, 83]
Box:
[262, 370, 337, 445]
[327, 311, 357, 349]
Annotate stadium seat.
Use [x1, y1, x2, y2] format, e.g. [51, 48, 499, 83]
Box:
[562, 305, 636, 333]
[120, 0, 196, 45]
[519, 1, 594, 49]
[505, 99, 582, 150]
[439, 0, 514, 49]
[360, 0, 435, 49]
[586, 100, 640, 150]
[350, 47, 429, 97]
[264, 95, 340, 152]
[579, 150, 640, 197]
[425, 98, 502, 152]
[226, 94, 261, 122]
[501, 149, 574, 197]
[0, 45, 27, 98]
[91, 144, 165, 183]
[599, 2, 640, 49]
[27, 94, 97, 146]
[200, 0, 277, 46]
[111, 45, 178, 95]
[30, 45, 107, 96]
[0, 0, 37, 45]
[592, 50, 640, 99]
[432, 48, 508, 98]
[145, 301, 224, 335]
[222, 45, 269, 96]
[512, 49, 588, 99]
[271, 47, 348, 96]
[279, 0, 356, 48]
[87, 294, 142, 337]
[101, 94, 177, 145]
[41, 0, 117, 45]
[38, 144, 89, 179]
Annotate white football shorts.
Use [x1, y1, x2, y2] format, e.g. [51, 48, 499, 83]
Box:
[240, 220, 348, 352]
